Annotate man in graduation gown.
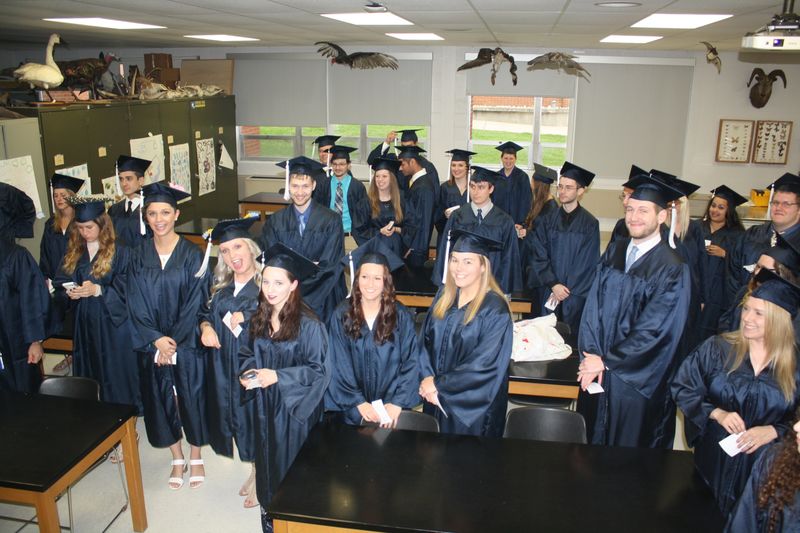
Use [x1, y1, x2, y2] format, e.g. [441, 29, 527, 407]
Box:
[108, 154, 152, 248]
[397, 145, 437, 268]
[529, 161, 599, 332]
[312, 145, 370, 244]
[725, 172, 800, 310]
[577, 175, 690, 449]
[606, 164, 645, 249]
[0, 183, 48, 393]
[432, 166, 522, 294]
[309, 134, 340, 197]
[491, 141, 532, 228]
[367, 129, 439, 196]
[260, 156, 346, 321]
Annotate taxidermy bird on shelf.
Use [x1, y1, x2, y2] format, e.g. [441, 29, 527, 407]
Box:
[700, 42, 721, 74]
[58, 52, 118, 98]
[527, 51, 590, 80]
[747, 68, 787, 108]
[13, 33, 66, 101]
[315, 42, 399, 70]
[457, 47, 518, 86]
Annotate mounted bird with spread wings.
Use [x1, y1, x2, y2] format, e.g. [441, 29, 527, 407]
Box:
[457, 47, 518, 86]
[315, 42, 398, 70]
[527, 52, 590, 81]
[700, 41, 721, 74]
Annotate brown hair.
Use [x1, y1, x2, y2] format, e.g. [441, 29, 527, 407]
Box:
[249, 266, 312, 342]
[367, 170, 403, 224]
[524, 180, 552, 230]
[61, 213, 116, 280]
[51, 190, 76, 231]
[344, 264, 397, 344]
[757, 410, 800, 533]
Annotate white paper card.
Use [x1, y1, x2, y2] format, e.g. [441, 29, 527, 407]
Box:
[223, 311, 243, 338]
[544, 293, 559, 311]
[704, 239, 712, 247]
[219, 143, 234, 170]
[586, 382, 605, 395]
[743, 264, 756, 273]
[371, 399, 392, 425]
[719, 432, 745, 457]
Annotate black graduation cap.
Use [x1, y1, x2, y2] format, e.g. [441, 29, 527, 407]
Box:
[395, 145, 426, 160]
[343, 236, 405, 273]
[397, 129, 420, 143]
[451, 229, 503, 256]
[371, 156, 401, 175]
[627, 175, 685, 209]
[329, 145, 357, 162]
[495, 141, 524, 154]
[312, 135, 341, 148]
[769, 172, 800, 195]
[142, 181, 191, 207]
[765, 233, 800, 273]
[276, 156, 325, 177]
[50, 173, 84, 193]
[0, 182, 36, 239]
[560, 161, 595, 188]
[211, 216, 259, 244]
[751, 268, 800, 318]
[649, 168, 699, 197]
[69, 195, 109, 223]
[263, 242, 319, 280]
[470, 166, 500, 185]
[532, 163, 557, 184]
[117, 155, 151, 175]
[446, 149, 477, 162]
[710, 185, 748, 207]
[622, 164, 649, 189]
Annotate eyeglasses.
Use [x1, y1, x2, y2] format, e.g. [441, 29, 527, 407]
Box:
[770, 201, 799, 209]
[557, 184, 577, 191]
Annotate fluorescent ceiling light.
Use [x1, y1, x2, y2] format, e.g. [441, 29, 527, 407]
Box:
[184, 34, 259, 42]
[595, 2, 642, 7]
[44, 17, 165, 29]
[386, 33, 444, 41]
[601, 34, 662, 43]
[632, 14, 732, 29]
[321, 12, 413, 26]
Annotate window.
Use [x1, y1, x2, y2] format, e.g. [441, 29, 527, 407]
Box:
[468, 96, 571, 170]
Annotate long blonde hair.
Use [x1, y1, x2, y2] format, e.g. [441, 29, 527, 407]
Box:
[432, 255, 509, 324]
[722, 296, 797, 402]
[666, 196, 691, 240]
[209, 238, 262, 298]
[62, 213, 116, 279]
[368, 170, 403, 224]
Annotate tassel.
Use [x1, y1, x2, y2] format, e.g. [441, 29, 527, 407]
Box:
[283, 160, 290, 201]
[311, 142, 316, 158]
[139, 189, 146, 235]
[194, 228, 213, 278]
[766, 184, 775, 218]
[347, 252, 355, 297]
[114, 161, 121, 198]
[441, 230, 452, 284]
[327, 151, 332, 178]
[393, 136, 398, 157]
[668, 202, 677, 249]
[466, 168, 471, 203]
[49, 181, 55, 215]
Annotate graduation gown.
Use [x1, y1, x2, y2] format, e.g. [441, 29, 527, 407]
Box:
[696, 223, 744, 343]
[419, 290, 513, 437]
[39, 216, 70, 336]
[401, 174, 437, 266]
[492, 166, 531, 226]
[352, 196, 406, 255]
[521, 198, 557, 293]
[606, 217, 629, 250]
[671, 336, 800, 516]
[260, 201, 346, 322]
[127, 237, 209, 448]
[324, 300, 421, 425]
[313, 174, 371, 235]
[433, 205, 523, 294]
[239, 314, 330, 509]
[54, 246, 141, 412]
[718, 283, 800, 346]
[673, 220, 704, 360]
[529, 204, 600, 332]
[725, 222, 778, 310]
[108, 199, 150, 248]
[725, 442, 800, 533]
[578, 238, 690, 448]
[435, 181, 467, 237]
[367, 143, 440, 196]
[0, 243, 49, 393]
[199, 279, 259, 461]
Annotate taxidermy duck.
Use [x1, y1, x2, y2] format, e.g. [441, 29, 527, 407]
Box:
[315, 42, 398, 70]
[13, 33, 66, 101]
[457, 47, 518, 86]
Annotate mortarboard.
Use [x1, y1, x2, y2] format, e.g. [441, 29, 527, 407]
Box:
[709, 185, 748, 208]
[329, 145, 357, 162]
[445, 149, 477, 163]
[69, 195, 110, 223]
[0, 182, 36, 239]
[533, 163, 557, 185]
[765, 233, 800, 273]
[560, 161, 595, 188]
[440, 228, 504, 283]
[650, 168, 699, 197]
[396, 145, 426, 160]
[397, 129, 420, 143]
[263, 242, 320, 280]
[117, 155, 151, 175]
[50, 173, 84, 193]
[371, 156, 401, 175]
[469, 166, 499, 186]
[312, 135, 340, 148]
[211, 215, 259, 244]
[495, 141, 524, 154]
[277, 156, 326, 200]
[627, 175, 685, 209]
[751, 268, 800, 318]
[142, 181, 191, 208]
[341, 236, 405, 295]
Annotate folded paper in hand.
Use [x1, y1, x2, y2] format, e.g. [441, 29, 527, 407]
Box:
[719, 432, 745, 457]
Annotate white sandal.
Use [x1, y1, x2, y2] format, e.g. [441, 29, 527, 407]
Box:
[168, 459, 187, 490]
[189, 459, 205, 489]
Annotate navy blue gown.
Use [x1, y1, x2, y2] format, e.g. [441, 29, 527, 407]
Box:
[127, 237, 209, 448]
[578, 238, 690, 448]
[529, 204, 600, 333]
[492, 166, 531, 226]
[697, 223, 744, 342]
[433, 205, 522, 294]
[54, 246, 141, 412]
[521, 198, 557, 299]
[367, 143, 440, 197]
[671, 335, 800, 516]
[39, 216, 70, 336]
[260, 201, 346, 322]
[324, 300, 421, 425]
[352, 196, 406, 256]
[239, 314, 330, 510]
[0, 243, 49, 393]
[672, 221, 705, 361]
[108, 199, 150, 248]
[401, 175, 437, 267]
[435, 181, 467, 237]
[419, 290, 513, 437]
[606, 217, 629, 250]
[200, 279, 259, 461]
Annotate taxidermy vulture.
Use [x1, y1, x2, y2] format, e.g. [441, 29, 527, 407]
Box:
[700, 41, 721, 74]
[13, 33, 65, 101]
[457, 47, 518, 86]
[315, 42, 398, 70]
[747, 68, 786, 108]
[527, 52, 590, 80]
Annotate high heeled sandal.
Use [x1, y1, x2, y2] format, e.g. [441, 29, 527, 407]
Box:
[189, 459, 205, 489]
[168, 459, 187, 490]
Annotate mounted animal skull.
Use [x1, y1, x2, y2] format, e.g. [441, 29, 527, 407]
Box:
[747, 68, 787, 108]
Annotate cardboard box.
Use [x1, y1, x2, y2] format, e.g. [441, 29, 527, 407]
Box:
[144, 53, 173, 71]
[179, 59, 234, 94]
[151, 67, 181, 89]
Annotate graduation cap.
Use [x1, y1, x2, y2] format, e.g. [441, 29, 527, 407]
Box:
[395, 145, 426, 160]
[277, 156, 326, 200]
[627, 175, 685, 209]
[263, 242, 319, 280]
[470, 166, 499, 185]
[50, 173, 84, 193]
[397, 129, 420, 143]
[445, 149, 476, 162]
[117, 155, 151, 175]
[560, 161, 595, 188]
[764, 233, 800, 273]
[649, 169, 699, 198]
[621, 164, 649, 189]
[312, 135, 340, 149]
[342, 236, 405, 295]
[69, 195, 110, 223]
[495, 141, 524, 155]
[766, 172, 800, 218]
[709, 185, 748, 208]
[194, 215, 261, 278]
[441, 228, 504, 283]
[142, 181, 191, 208]
[371, 156, 401, 175]
[533, 163, 557, 185]
[329, 145, 357, 162]
[0, 182, 36, 240]
[751, 268, 800, 318]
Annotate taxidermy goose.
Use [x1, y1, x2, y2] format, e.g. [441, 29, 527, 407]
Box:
[14, 33, 66, 101]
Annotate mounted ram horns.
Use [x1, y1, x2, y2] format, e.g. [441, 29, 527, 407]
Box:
[747, 68, 787, 108]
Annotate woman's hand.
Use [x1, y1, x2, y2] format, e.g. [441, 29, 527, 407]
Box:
[357, 402, 381, 424]
[419, 376, 438, 405]
[737, 425, 778, 454]
[27, 341, 44, 364]
[551, 284, 571, 302]
[380, 221, 394, 237]
[67, 280, 99, 299]
[515, 224, 526, 239]
[200, 322, 221, 348]
[706, 244, 726, 258]
[229, 312, 245, 331]
[239, 369, 278, 389]
[711, 408, 746, 434]
[578, 352, 604, 391]
[384, 403, 402, 428]
[154, 336, 177, 366]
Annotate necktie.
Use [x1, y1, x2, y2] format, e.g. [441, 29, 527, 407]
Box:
[625, 245, 639, 273]
[125, 200, 131, 214]
[477, 208, 483, 225]
[298, 213, 305, 236]
[335, 182, 344, 215]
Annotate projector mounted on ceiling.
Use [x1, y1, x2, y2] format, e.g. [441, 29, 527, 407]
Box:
[742, 0, 800, 51]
